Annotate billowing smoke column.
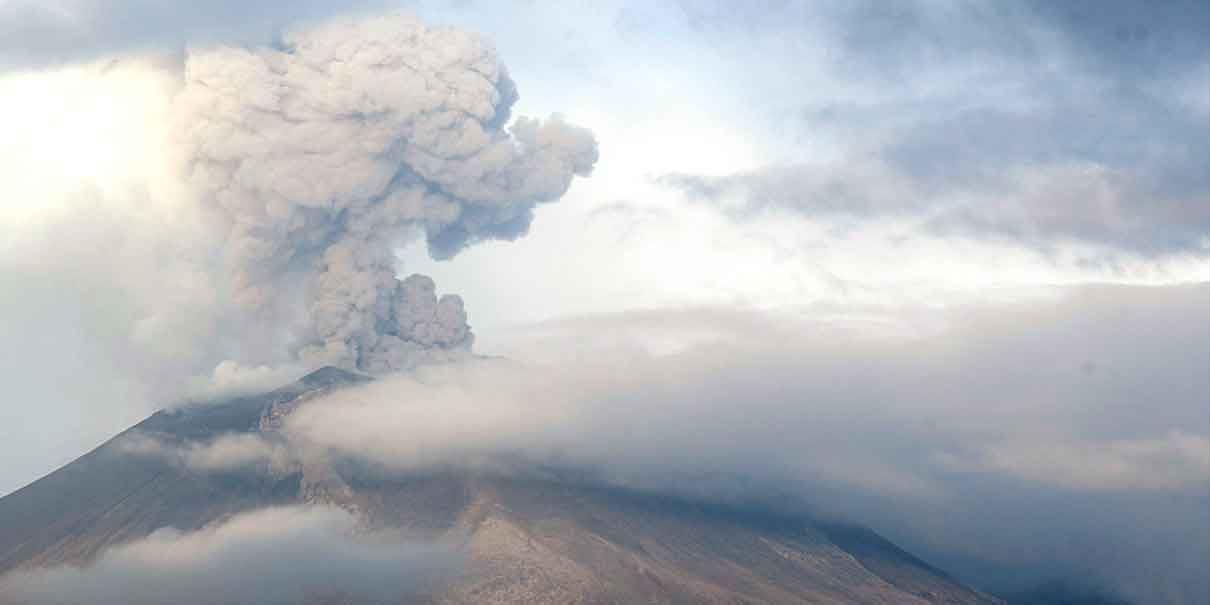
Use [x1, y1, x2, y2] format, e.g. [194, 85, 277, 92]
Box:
[176, 13, 597, 373]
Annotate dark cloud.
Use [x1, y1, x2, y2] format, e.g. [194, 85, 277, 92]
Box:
[661, 144, 1208, 253]
[0, 506, 459, 604]
[827, 1, 1044, 78]
[893, 101, 1206, 192]
[657, 162, 925, 219]
[677, 0, 1209, 82]
[1025, 0, 1210, 80]
[660, 0, 1209, 255]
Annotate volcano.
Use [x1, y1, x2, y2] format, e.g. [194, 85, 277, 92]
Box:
[0, 367, 1001, 604]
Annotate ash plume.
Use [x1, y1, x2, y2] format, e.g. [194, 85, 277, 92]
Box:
[175, 13, 597, 373]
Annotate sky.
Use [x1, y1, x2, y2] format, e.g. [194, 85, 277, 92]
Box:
[0, 1, 1206, 603]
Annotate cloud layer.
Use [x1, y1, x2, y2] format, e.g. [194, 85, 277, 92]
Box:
[657, 0, 1209, 256]
[0, 506, 458, 604]
[263, 283, 1209, 602]
[0, 1, 394, 70]
[18, 281, 1206, 603]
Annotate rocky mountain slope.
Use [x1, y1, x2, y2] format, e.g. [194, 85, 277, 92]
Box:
[0, 367, 1002, 604]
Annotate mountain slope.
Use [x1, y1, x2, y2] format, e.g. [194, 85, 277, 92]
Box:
[0, 367, 1001, 604]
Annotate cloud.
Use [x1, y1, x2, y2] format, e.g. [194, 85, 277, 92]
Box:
[185, 361, 308, 401]
[0, 0, 395, 71]
[270, 283, 1208, 603]
[680, 0, 1210, 84]
[941, 430, 1210, 492]
[0, 4, 1205, 604]
[1022, 0, 1210, 80]
[0, 8, 596, 492]
[661, 156, 1209, 253]
[114, 431, 295, 475]
[657, 0, 1210, 256]
[657, 161, 925, 218]
[0, 506, 459, 604]
[285, 285, 1210, 496]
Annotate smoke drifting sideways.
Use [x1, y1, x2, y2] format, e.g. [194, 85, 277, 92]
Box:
[176, 13, 597, 374]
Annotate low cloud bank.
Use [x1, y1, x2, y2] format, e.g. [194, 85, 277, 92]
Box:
[0, 506, 459, 605]
[288, 284, 1209, 498]
[275, 283, 1207, 603]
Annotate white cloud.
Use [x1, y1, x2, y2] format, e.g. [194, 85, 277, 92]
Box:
[266, 283, 1209, 601]
[0, 506, 458, 604]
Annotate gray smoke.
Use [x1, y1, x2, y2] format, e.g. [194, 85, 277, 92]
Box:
[176, 12, 597, 373]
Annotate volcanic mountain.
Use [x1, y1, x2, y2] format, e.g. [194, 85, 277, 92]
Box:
[0, 367, 1002, 604]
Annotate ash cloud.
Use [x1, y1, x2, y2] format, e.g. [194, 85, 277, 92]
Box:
[0, 506, 459, 605]
[176, 13, 597, 373]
